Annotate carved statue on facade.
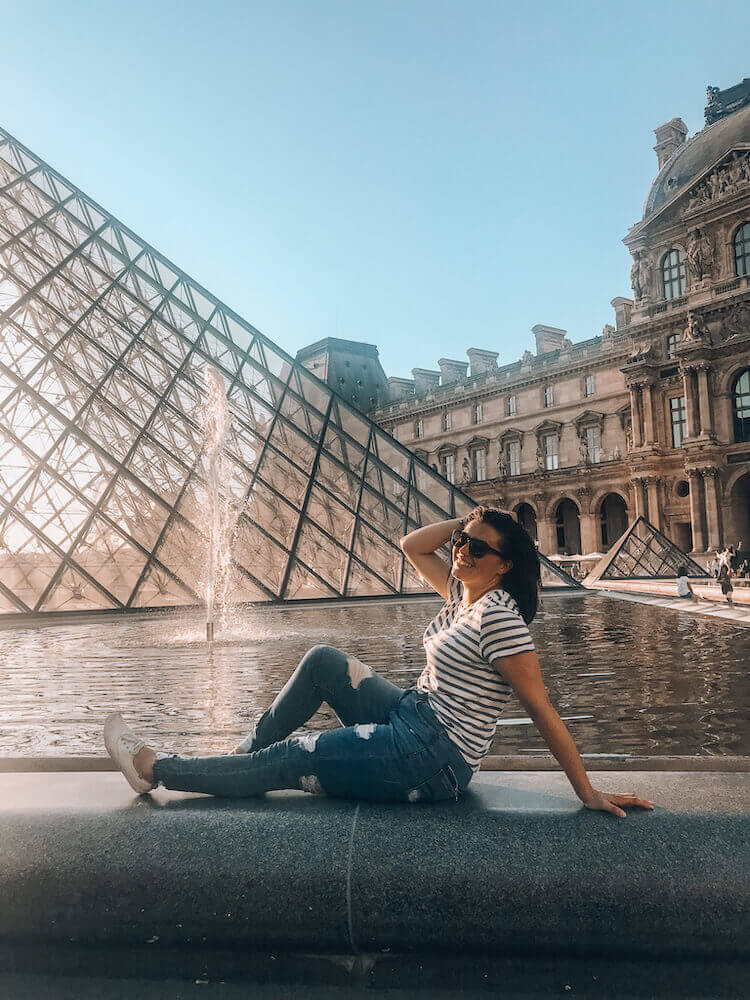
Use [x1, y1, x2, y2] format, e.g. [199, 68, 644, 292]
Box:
[601, 323, 615, 341]
[686, 151, 750, 212]
[722, 300, 750, 339]
[496, 449, 507, 479]
[461, 456, 471, 484]
[579, 435, 589, 465]
[704, 85, 721, 125]
[628, 338, 653, 363]
[536, 442, 545, 471]
[630, 251, 648, 300]
[682, 310, 712, 344]
[685, 228, 715, 281]
[522, 350, 534, 364]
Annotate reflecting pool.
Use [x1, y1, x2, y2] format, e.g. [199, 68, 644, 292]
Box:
[1, 592, 748, 757]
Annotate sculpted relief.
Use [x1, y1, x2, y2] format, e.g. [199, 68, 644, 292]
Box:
[685, 151, 750, 214]
[685, 227, 715, 281]
[682, 310, 712, 344]
[630, 251, 649, 301]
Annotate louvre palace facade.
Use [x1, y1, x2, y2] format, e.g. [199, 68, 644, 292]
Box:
[310, 79, 750, 565]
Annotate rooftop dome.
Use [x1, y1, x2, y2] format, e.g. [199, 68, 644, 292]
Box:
[643, 102, 750, 219]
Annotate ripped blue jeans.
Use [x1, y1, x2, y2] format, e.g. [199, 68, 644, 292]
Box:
[152, 644, 474, 804]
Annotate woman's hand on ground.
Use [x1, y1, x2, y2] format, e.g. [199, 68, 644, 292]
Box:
[580, 788, 655, 818]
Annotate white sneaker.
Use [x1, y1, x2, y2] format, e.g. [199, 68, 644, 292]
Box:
[104, 713, 155, 793]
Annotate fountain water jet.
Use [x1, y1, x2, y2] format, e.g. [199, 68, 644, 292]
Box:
[199, 366, 238, 643]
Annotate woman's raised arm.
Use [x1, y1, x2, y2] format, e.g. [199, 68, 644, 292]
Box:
[399, 517, 464, 600]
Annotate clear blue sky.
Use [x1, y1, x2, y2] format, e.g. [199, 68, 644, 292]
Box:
[1, 1, 748, 379]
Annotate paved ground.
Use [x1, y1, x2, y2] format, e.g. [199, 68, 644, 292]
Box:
[2, 971, 747, 999]
[1, 770, 747, 998]
[596, 587, 750, 626]
[1, 766, 748, 813]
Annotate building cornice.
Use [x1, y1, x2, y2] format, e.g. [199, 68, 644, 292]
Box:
[372, 340, 633, 423]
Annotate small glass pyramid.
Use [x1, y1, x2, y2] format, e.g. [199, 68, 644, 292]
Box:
[0, 126, 578, 614]
[587, 516, 709, 582]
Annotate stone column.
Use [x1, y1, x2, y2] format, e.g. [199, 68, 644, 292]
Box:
[632, 477, 648, 519]
[687, 468, 707, 552]
[696, 364, 714, 438]
[645, 477, 661, 530]
[579, 513, 599, 555]
[536, 518, 557, 556]
[701, 467, 723, 549]
[629, 386, 643, 448]
[682, 367, 699, 439]
[641, 382, 657, 446]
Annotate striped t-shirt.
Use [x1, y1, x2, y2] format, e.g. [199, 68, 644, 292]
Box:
[416, 573, 535, 772]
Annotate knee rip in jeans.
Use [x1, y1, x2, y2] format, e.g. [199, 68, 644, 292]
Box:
[345, 654, 373, 689]
[354, 723, 377, 739]
[299, 775, 325, 795]
[296, 732, 321, 752]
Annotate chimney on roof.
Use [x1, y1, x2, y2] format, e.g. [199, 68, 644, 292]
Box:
[466, 348, 499, 377]
[387, 376, 415, 402]
[653, 118, 688, 170]
[437, 358, 469, 384]
[411, 368, 441, 394]
[610, 297, 633, 330]
[532, 325, 567, 356]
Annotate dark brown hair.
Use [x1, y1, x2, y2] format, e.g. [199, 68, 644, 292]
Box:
[464, 506, 541, 624]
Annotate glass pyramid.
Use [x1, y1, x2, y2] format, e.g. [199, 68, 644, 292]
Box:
[586, 516, 709, 582]
[0, 126, 578, 615]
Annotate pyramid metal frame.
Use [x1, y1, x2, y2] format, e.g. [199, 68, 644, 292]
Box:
[584, 516, 709, 584]
[0, 125, 579, 615]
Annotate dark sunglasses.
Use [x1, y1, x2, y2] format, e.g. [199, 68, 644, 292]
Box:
[451, 529, 504, 560]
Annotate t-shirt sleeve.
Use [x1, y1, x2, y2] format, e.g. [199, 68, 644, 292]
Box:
[447, 572, 463, 603]
[479, 600, 535, 662]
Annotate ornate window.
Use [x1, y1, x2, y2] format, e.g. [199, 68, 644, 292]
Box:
[472, 449, 487, 481]
[584, 374, 595, 397]
[472, 403, 483, 424]
[441, 452, 456, 483]
[544, 386, 554, 408]
[662, 249, 686, 300]
[585, 425, 602, 463]
[543, 433, 558, 470]
[442, 410, 452, 432]
[670, 396, 686, 448]
[507, 440, 521, 476]
[507, 394, 517, 416]
[415, 418, 423, 439]
[666, 332, 679, 359]
[733, 369, 750, 443]
[734, 223, 750, 277]
[438, 443, 458, 484]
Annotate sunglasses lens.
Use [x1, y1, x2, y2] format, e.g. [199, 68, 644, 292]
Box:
[468, 539, 490, 558]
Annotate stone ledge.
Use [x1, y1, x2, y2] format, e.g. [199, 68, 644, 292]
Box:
[0, 771, 747, 964]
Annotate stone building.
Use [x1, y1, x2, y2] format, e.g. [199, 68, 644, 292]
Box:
[363, 79, 750, 564]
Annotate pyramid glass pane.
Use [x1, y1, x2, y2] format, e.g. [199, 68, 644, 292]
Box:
[597, 517, 709, 580]
[0, 125, 579, 615]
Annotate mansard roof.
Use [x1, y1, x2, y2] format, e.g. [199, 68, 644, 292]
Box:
[641, 103, 750, 221]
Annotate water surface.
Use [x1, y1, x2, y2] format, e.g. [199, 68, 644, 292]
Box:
[1, 593, 747, 757]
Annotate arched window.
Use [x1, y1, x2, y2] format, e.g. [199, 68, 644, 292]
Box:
[733, 369, 750, 443]
[734, 223, 750, 277]
[662, 249, 686, 300]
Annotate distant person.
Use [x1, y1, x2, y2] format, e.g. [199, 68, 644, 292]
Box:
[718, 563, 734, 605]
[103, 506, 654, 819]
[676, 566, 697, 602]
